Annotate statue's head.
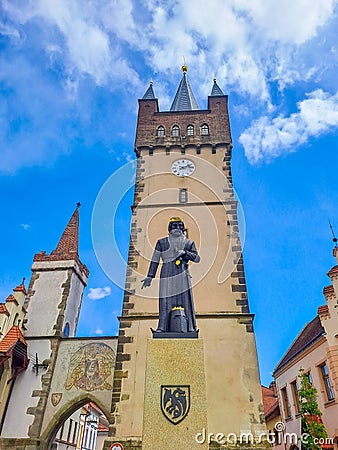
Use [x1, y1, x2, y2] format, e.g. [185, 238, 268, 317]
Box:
[168, 217, 185, 234]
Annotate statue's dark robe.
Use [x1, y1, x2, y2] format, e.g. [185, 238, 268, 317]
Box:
[147, 235, 200, 332]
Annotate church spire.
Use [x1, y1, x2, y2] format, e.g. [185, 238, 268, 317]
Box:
[51, 202, 80, 259]
[142, 80, 156, 100]
[170, 65, 199, 112]
[210, 77, 224, 96]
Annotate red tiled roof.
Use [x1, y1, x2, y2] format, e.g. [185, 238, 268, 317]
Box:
[97, 422, 109, 432]
[274, 316, 324, 373]
[323, 285, 334, 295]
[261, 385, 280, 421]
[0, 304, 9, 315]
[327, 265, 338, 277]
[52, 205, 79, 259]
[5, 294, 18, 304]
[87, 402, 104, 415]
[13, 283, 27, 295]
[0, 326, 27, 352]
[318, 305, 329, 315]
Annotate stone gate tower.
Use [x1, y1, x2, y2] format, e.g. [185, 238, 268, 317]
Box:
[108, 67, 267, 449]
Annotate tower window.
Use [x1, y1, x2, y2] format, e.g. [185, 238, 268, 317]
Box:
[201, 124, 209, 135]
[172, 125, 180, 137]
[157, 126, 165, 137]
[63, 322, 70, 337]
[187, 124, 194, 136]
[179, 188, 187, 203]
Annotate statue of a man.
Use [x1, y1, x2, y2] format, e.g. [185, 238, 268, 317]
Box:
[141, 217, 200, 333]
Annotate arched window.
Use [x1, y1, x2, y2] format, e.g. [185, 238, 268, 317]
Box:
[157, 125, 165, 137]
[63, 322, 70, 338]
[201, 123, 209, 135]
[187, 124, 194, 136]
[172, 125, 180, 137]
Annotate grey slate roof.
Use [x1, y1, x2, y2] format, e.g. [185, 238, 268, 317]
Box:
[170, 69, 199, 111]
[211, 78, 224, 96]
[142, 82, 156, 100]
[274, 316, 325, 373]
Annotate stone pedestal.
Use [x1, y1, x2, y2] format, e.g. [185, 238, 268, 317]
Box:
[142, 338, 208, 450]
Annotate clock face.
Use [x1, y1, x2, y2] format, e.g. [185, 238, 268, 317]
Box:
[171, 159, 195, 177]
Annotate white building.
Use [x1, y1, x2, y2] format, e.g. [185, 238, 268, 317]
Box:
[273, 246, 338, 449]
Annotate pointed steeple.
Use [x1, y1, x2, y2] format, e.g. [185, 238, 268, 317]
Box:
[170, 65, 199, 112]
[33, 203, 88, 277]
[210, 77, 224, 96]
[51, 202, 80, 259]
[142, 81, 156, 100]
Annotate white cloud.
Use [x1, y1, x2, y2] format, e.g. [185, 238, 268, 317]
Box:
[2, 0, 337, 102]
[87, 286, 111, 300]
[0, 21, 20, 39]
[1, 0, 338, 169]
[20, 224, 30, 230]
[95, 327, 103, 335]
[238, 0, 335, 44]
[133, 0, 337, 103]
[2, 0, 140, 90]
[239, 89, 338, 163]
[123, 152, 134, 163]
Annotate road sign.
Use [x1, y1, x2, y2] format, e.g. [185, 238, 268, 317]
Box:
[110, 444, 124, 450]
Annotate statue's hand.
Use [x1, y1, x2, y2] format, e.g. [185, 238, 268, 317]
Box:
[141, 277, 152, 289]
[176, 250, 186, 258]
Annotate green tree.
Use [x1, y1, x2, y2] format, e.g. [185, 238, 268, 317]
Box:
[298, 368, 328, 449]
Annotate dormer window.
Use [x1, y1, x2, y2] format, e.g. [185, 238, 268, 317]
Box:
[172, 125, 180, 137]
[157, 126, 165, 137]
[187, 124, 194, 136]
[201, 124, 209, 135]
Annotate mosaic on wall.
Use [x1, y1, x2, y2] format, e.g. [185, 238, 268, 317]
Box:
[65, 343, 115, 392]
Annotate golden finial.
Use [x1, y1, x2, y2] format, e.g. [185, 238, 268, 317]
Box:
[182, 55, 188, 74]
[213, 77, 217, 83]
[150, 79, 153, 86]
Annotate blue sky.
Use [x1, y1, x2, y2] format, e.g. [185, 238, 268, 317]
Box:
[1, 0, 338, 386]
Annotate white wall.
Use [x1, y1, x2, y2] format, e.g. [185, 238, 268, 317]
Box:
[275, 338, 338, 443]
[1, 339, 51, 437]
[25, 263, 69, 337]
[63, 271, 85, 337]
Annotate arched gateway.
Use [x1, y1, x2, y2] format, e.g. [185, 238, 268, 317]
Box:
[0, 206, 117, 449]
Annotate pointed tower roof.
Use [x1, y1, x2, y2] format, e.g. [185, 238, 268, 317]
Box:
[33, 202, 89, 276]
[170, 65, 199, 112]
[210, 78, 224, 96]
[142, 81, 156, 100]
[51, 202, 80, 259]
